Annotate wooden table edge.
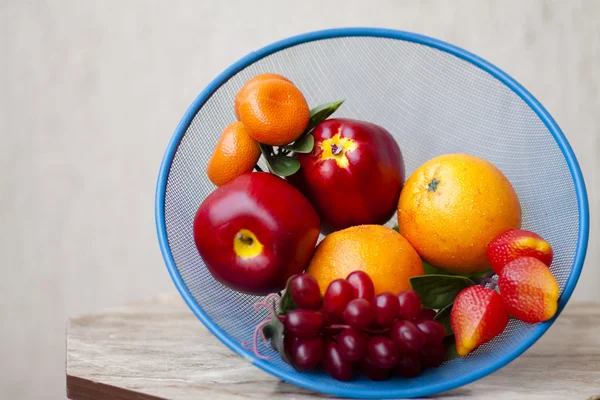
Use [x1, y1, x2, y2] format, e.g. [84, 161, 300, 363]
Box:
[67, 374, 167, 400]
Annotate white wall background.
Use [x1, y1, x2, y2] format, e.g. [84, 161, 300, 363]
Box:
[1, 1, 598, 398]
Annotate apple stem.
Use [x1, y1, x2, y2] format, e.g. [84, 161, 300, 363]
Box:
[331, 143, 342, 155]
[237, 232, 254, 246]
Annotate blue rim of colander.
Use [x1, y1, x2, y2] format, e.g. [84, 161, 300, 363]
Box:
[155, 27, 589, 398]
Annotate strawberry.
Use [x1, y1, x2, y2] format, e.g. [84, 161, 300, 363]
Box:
[487, 229, 553, 274]
[451, 286, 509, 356]
[498, 257, 559, 323]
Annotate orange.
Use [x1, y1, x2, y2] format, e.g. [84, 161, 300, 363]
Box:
[207, 121, 260, 187]
[235, 74, 310, 146]
[234, 73, 291, 120]
[398, 153, 522, 274]
[306, 225, 424, 296]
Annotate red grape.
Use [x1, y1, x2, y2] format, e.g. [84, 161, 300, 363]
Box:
[395, 353, 422, 378]
[289, 274, 321, 310]
[323, 279, 355, 318]
[323, 341, 355, 381]
[373, 292, 400, 327]
[415, 320, 445, 345]
[284, 310, 324, 338]
[397, 290, 421, 320]
[360, 359, 391, 381]
[291, 336, 324, 371]
[390, 320, 425, 353]
[366, 336, 399, 369]
[324, 311, 344, 327]
[343, 298, 374, 330]
[346, 271, 375, 301]
[415, 308, 437, 321]
[337, 328, 367, 361]
[420, 342, 447, 368]
[284, 334, 298, 360]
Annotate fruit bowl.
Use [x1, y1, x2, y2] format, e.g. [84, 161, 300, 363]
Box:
[155, 28, 589, 398]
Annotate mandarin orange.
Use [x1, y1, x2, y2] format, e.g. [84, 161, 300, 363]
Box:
[236, 76, 309, 146]
[234, 73, 291, 120]
[207, 121, 260, 187]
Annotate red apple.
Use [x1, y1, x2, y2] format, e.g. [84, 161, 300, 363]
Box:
[193, 172, 320, 295]
[289, 118, 404, 232]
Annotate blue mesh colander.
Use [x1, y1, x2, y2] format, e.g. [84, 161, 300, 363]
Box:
[155, 28, 589, 398]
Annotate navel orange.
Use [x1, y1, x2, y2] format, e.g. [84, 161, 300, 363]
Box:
[398, 153, 522, 274]
[306, 225, 424, 296]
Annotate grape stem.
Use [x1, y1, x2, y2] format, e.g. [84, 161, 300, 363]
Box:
[242, 293, 282, 360]
[241, 319, 272, 360]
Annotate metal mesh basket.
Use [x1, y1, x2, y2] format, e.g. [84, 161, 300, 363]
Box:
[155, 28, 589, 398]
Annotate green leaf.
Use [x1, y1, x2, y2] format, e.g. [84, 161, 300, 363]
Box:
[281, 134, 314, 154]
[262, 311, 290, 364]
[259, 143, 274, 172]
[423, 261, 492, 279]
[270, 155, 301, 177]
[409, 275, 474, 309]
[445, 340, 461, 361]
[305, 100, 344, 133]
[423, 262, 446, 275]
[392, 225, 400, 233]
[434, 302, 454, 337]
[465, 269, 493, 279]
[278, 291, 297, 315]
[278, 276, 298, 315]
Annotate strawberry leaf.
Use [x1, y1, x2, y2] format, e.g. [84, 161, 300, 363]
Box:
[434, 302, 454, 337]
[445, 340, 461, 361]
[423, 262, 491, 279]
[423, 262, 445, 275]
[409, 275, 474, 309]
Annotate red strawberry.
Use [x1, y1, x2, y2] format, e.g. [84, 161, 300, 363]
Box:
[498, 257, 559, 323]
[487, 229, 553, 274]
[451, 286, 509, 356]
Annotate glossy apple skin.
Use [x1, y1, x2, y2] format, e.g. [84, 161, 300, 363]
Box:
[193, 172, 320, 295]
[289, 118, 404, 233]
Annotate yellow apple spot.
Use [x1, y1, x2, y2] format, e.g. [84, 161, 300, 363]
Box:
[319, 132, 358, 169]
[233, 229, 264, 259]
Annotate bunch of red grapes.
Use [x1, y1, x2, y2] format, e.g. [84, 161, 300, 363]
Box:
[283, 271, 447, 381]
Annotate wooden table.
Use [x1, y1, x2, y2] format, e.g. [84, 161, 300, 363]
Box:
[66, 295, 600, 400]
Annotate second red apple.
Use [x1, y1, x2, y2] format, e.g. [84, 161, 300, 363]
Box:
[289, 118, 404, 233]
